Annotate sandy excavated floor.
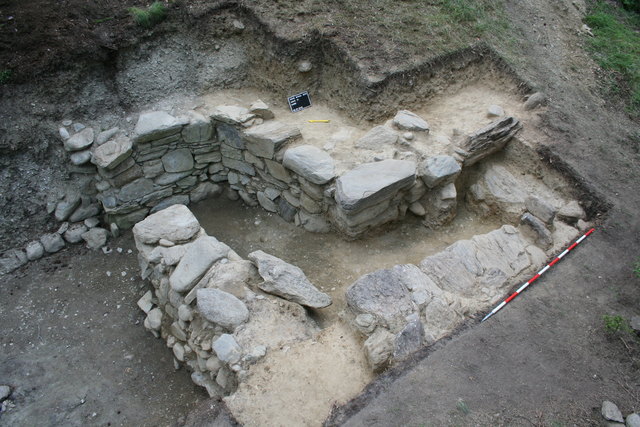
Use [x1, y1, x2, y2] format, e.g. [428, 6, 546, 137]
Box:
[191, 194, 503, 426]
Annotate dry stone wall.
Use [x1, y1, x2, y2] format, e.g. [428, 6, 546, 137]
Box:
[133, 204, 329, 396]
[344, 213, 591, 372]
[58, 100, 525, 239]
[132, 202, 591, 381]
[0, 92, 585, 276]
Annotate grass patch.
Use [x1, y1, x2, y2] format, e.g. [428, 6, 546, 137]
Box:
[456, 398, 470, 415]
[633, 257, 640, 278]
[622, 0, 640, 13]
[128, 2, 167, 28]
[0, 69, 12, 84]
[94, 16, 115, 24]
[585, 2, 640, 114]
[603, 314, 632, 333]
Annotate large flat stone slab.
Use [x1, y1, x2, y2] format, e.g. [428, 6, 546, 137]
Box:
[355, 126, 398, 150]
[419, 225, 530, 300]
[243, 121, 302, 159]
[118, 178, 155, 202]
[392, 110, 430, 132]
[456, 116, 521, 166]
[132, 204, 201, 245]
[92, 135, 132, 170]
[282, 145, 335, 185]
[133, 111, 183, 144]
[248, 250, 331, 308]
[335, 159, 416, 213]
[211, 106, 254, 125]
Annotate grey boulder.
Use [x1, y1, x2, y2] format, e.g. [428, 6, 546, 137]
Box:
[392, 110, 430, 132]
[602, 401, 624, 423]
[346, 265, 418, 332]
[0, 385, 10, 402]
[521, 212, 553, 249]
[40, 233, 65, 253]
[63, 223, 88, 243]
[0, 249, 27, 274]
[487, 105, 504, 117]
[190, 182, 222, 203]
[248, 250, 332, 308]
[211, 106, 254, 125]
[626, 413, 640, 427]
[282, 145, 335, 185]
[212, 334, 243, 364]
[133, 204, 201, 245]
[81, 228, 109, 250]
[68, 203, 101, 223]
[196, 288, 249, 330]
[54, 196, 81, 222]
[64, 128, 94, 152]
[364, 328, 395, 371]
[70, 150, 92, 165]
[557, 200, 585, 224]
[162, 148, 194, 173]
[456, 116, 521, 166]
[393, 314, 425, 360]
[182, 111, 213, 143]
[92, 136, 132, 170]
[249, 100, 274, 119]
[420, 155, 461, 188]
[170, 236, 230, 293]
[419, 225, 530, 299]
[524, 92, 546, 110]
[96, 127, 119, 145]
[525, 196, 556, 224]
[25, 241, 44, 261]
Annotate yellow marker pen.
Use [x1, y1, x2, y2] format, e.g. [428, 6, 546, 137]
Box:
[308, 120, 330, 123]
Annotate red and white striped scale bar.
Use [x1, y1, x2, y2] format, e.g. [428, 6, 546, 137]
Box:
[481, 227, 596, 322]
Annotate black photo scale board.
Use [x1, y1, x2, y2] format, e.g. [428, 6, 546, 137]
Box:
[288, 91, 312, 113]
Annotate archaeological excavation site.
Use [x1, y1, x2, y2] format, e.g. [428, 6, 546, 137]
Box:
[4, 2, 636, 426]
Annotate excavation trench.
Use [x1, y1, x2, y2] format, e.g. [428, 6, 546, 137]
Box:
[0, 9, 605, 426]
[124, 81, 594, 427]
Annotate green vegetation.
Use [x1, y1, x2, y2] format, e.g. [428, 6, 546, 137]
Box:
[455, 399, 470, 415]
[0, 69, 12, 84]
[633, 257, 640, 278]
[94, 16, 115, 24]
[585, 2, 640, 114]
[621, 0, 640, 13]
[603, 314, 632, 333]
[128, 2, 167, 28]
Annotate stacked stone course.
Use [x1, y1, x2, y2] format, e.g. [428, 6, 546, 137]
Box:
[1, 97, 588, 276]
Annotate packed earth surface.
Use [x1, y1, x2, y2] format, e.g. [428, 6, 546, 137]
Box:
[1, 0, 639, 426]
